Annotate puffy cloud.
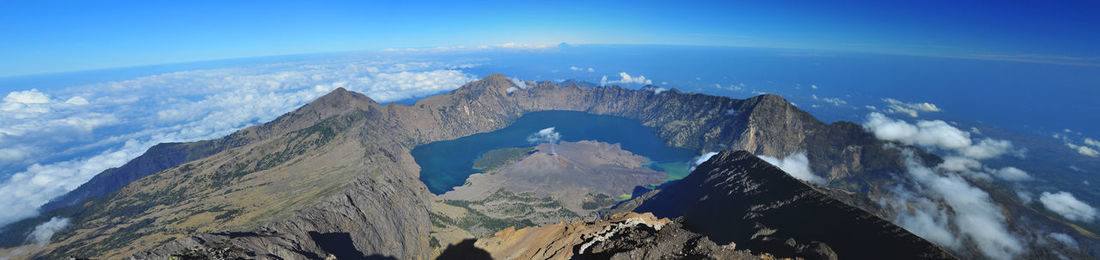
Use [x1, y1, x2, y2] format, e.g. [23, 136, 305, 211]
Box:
[882, 98, 941, 117]
[863, 113, 1021, 160]
[0, 58, 478, 227]
[864, 112, 971, 150]
[759, 152, 826, 185]
[4, 89, 51, 104]
[1066, 142, 1099, 157]
[959, 138, 1017, 159]
[602, 72, 652, 85]
[27, 217, 69, 245]
[992, 167, 1032, 182]
[1039, 191, 1097, 222]
[526, 127, 561, 144]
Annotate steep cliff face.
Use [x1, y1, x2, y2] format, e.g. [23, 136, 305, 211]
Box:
[7, 74, 950, 259]
[619, 150, 955, 260]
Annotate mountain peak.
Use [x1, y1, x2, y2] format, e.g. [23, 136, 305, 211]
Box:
[451, 74, 516, 96]
[303, 87, 376, 112]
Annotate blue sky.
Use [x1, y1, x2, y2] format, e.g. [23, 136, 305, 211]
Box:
[1, 0, 1098, 77]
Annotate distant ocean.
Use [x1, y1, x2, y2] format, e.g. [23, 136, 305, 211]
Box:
[452, 45, 1100, 136]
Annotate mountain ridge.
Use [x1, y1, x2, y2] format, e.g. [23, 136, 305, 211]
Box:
[5, 74, 1074, 259]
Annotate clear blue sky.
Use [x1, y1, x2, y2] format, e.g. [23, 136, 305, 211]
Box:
[1, 0, 1098, 77]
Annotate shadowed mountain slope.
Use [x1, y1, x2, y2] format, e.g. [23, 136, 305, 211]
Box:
[620, 150, 955, 259]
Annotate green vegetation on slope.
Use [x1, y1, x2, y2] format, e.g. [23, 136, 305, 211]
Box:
[472, 147, 534, 173]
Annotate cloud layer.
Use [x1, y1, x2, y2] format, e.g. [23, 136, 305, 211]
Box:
[886, 151, 1023, 259]
[0, 58, 478, 227]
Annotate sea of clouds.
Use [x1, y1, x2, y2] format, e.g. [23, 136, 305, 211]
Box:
[0, 57, 478, 228]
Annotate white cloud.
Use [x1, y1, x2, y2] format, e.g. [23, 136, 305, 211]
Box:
[603, 72, 652, 85]
[526, 127, 561, 144]
[1039, 191, 1097, 222]
[0, 147, 30, 163]
[992, 167, 1031, 182]
[506, 77, 532, 94]
[27, 217, 69, 245]
[0, 58, 478, 227]
[1017, 191, 1034, 204]
[863, 113, 1021, 160]
[690, 152, 719, 171]
[1052, 132, 1100, 157]
[64, 97, 89, 106]
[759, 152, 826, 185]
[811, 94, 847, 106]
[569, 66, 594, 72]
[1085, 138, 1100, 148]
[1047, 233, 1078, 249]
[882, 98, 941, 117]
[1066, 142, 1099, 157]
[4, 89, 51, 104]
[888, 151, 1023, 259]
[864, 112, 970, 149]
[527, 127, 561, 155]
[811, 84, 818, 89]
[0, 139, 150, 226]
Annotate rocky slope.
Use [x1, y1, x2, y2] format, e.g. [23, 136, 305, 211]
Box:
[6, 74, 1085, 259]
[459, 212, 762, 260]
[618, 150, 955, 259]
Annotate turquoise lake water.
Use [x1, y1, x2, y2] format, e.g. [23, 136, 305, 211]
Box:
[411, 110, 698, 194]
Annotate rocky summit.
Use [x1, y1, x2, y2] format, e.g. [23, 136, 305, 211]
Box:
[1, 74, 1090, 259]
